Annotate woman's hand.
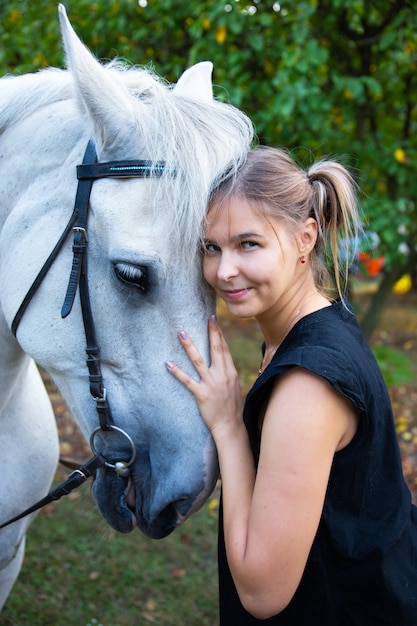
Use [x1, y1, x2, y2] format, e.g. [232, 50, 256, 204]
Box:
[165, 315, 244, 435]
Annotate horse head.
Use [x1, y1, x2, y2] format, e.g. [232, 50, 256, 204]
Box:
[0, 5, 253, 540]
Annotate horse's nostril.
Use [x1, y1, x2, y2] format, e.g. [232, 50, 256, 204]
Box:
[174, 496, 195, 518]
[154, 503, 182, 532]
[150, 496, 196, 530]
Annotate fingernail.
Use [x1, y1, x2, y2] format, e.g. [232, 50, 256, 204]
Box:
[179, 330, 188, 340]
[165, 360, 174, 369]
[210, 314, 217, 325]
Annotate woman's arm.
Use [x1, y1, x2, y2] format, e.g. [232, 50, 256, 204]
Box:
[166, 317, 358, 619]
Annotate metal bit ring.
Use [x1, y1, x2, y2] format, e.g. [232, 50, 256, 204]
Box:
[90, 425, 137, 477]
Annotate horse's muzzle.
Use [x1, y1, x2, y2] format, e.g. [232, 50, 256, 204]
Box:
[91, 465, 203, 539]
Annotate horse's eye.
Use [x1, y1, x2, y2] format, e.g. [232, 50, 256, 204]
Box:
[114, 262, 148, 291]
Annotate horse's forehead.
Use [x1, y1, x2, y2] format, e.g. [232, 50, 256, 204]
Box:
[90, 178, 177, 222]
[90, 178, 158, 212]
[89, 178, 191, 254]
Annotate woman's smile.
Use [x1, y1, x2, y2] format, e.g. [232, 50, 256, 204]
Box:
[221, 287, 253, 301]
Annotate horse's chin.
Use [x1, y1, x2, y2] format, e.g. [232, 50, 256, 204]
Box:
[92, 470, 182, 539]
[124, 476, 175, 539]
[90, 471, 136, 534]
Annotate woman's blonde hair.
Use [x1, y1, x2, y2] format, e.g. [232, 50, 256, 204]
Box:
[208, 145, 361, 300]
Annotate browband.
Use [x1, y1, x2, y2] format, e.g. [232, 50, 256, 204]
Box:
[77, 161, 174, 180]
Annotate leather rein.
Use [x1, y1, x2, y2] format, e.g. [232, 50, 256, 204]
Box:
[0, 141, 169, 529]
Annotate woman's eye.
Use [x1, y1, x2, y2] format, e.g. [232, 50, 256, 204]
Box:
[240, 240, 258, 249]
[202, 242, 220, 253]
[114, 262, 149, 291]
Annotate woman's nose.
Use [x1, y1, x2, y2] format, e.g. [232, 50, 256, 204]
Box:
[217, 251, 238, 281]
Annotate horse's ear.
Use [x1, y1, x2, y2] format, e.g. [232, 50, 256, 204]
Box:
[58, 4, 136, 154]
[173, 62, 213, 102]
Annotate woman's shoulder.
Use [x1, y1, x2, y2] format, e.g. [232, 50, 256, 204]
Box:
[250, 300, 384, 412]
[267, 300, 366, 372]
[290, 298, 361, 343]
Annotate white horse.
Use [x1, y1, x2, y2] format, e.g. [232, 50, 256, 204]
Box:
[0, 4, 253, 609]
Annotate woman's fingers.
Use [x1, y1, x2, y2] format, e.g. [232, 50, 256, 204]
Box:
[165, 317, 244, 432]
[208, 315, 238, 373]
[167, 316, 235, 381]
[177, 329, 209, 374]
[175, 316, 228, 374]
[165, 328, 210, 398]
[165, 358, 200, 395]
[165, 318, 229, 395]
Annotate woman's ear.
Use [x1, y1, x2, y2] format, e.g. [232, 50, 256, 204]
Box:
[298, 218, 318, 255]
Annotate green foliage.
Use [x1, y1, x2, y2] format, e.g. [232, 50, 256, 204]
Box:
[372, 344, 413, 387]
[1, 0, 416, 310]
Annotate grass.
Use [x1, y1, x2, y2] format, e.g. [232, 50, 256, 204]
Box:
[1, 484, 219, 625]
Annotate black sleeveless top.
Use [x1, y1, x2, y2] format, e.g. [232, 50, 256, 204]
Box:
[218, 301, 417, 625]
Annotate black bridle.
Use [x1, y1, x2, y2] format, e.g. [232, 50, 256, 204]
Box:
[1, 140, 170, 529]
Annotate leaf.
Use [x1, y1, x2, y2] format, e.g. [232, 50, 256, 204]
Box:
[372, 345, 413, 386]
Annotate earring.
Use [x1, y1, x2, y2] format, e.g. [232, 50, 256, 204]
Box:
[299, 256, 306, 264]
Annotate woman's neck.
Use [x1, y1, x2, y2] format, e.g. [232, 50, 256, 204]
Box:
[257, 290, 330, 374]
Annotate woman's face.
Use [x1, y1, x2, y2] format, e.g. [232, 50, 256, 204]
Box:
[202, 196, 301, 321]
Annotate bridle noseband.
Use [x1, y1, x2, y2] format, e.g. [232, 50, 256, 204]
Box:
[1, 141, 171, 529]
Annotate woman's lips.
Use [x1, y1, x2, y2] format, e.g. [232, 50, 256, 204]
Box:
[221, 287, 251, 301]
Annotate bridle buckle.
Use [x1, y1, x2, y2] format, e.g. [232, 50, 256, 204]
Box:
[73, 225, 88, 242]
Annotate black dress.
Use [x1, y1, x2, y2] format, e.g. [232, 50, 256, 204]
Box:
[218, 301, 417, 625]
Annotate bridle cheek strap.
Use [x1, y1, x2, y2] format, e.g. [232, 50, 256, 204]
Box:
[12, 140, 173, 432]
[60, 141, 112, 430]
[1, 140, 171, 528]
[61, 138, 95, 319]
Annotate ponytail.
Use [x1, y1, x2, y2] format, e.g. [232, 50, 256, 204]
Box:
[307, 160, 361, 300]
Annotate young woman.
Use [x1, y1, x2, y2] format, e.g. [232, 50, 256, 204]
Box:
[165, 146, 417, 625]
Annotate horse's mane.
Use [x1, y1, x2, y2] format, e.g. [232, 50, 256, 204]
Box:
[0, 68, 74, 130]
[0, 62, 253, 254]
